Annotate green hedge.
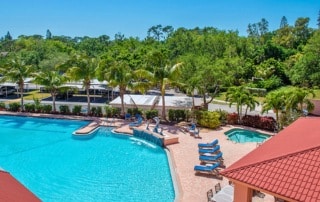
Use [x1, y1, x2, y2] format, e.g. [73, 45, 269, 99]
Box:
[59, 105, 70, 114]
[145, 110, 158, 119]
[168, 109, 188, 122]
[8, 102, 21, 112]
[24, 103, 35, 112]
[72, 105, 82, 114]
[0, 102, 6, 109]
[104, 105, 120, 117]
[41, 105, 52, 113]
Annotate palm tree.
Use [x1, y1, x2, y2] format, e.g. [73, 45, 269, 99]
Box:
[262, 90, 286, 129]
[63, 53, 98, 115]
[153, 63, 183, 120]
[33, 71, 67, 112]
[0, 55, 33, 110]
[286, 87, 315, 115]
[244, 94, 260, 116]
[225, 86, 257, 122]
[104, 61, 134, 117]
[146, 48, 183, 120]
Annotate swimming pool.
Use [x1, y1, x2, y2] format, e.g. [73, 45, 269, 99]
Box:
[224, 128, 270, 143]
[0, 115, 175, 201]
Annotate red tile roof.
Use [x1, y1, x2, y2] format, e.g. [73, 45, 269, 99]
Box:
[221, 117, 320, 201]
[0, 170, 41, 202]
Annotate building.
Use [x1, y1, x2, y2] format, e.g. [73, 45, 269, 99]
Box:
[221, 117, 320, 202]
[109, 94, 193, 114]
[0, 169, 41, 202]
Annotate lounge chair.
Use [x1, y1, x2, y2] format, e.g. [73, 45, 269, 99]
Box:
[189, 123, 196, 131]
[192, 127, 200, 138]
[194, 162, 220, 175]
[198, 139, 219, 148]
[199, 152, 224, 164]
[129, 116, 143, 128]
[198, 145, 220, 154]
[125, 113, 132, 121]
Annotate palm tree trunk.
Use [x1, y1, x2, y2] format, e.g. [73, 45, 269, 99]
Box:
[86, 84, 91, 115]
[51, 91, 56, 112]
[19, 82, 24, 111]
[161, 93, 166, 120]
[120, 87, 125, 117]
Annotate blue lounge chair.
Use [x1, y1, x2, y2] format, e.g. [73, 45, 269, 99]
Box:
[194, 162, 221, 175]
[199, 152, 224, 164]
[198, 139, 219, 148]
[129, 116, 143, 128]
[198, 145, 220, 154]
[189, 123, 196, 131]
[125, 113, 131, 120]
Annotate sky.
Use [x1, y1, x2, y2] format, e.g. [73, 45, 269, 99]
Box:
[0, 0, 319, 39]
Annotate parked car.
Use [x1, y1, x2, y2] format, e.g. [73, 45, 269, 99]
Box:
[0, 86, 16, 96]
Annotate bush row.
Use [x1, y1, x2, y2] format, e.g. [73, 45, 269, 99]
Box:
[0, 101, 277, 131]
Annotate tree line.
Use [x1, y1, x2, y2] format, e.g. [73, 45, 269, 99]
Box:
[0, 14, 319, 127]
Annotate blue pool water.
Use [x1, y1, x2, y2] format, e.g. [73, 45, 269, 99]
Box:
[225, 128, 270, 143]
[0, 115, 175, 202]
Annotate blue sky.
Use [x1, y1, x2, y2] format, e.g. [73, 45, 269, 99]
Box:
[1, 0, 319, 39]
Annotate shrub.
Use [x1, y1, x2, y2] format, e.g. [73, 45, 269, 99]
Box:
[0, 102, 6, 110]
[227, 113, 239, 125]
[8, 102, 20, 112]
[145, 110, 158, 120]
[214, 109, 229, 125]
[127, 108, 133, 115]
[242, 115, 276, 131]
[72, 105, 82, 115]
[41, 105, 52, 113]
[168, 109, 187, 122]
[59, 105, 70, 114]
[197, 111, 221, 129]
[33, 98, 42, 112]
[24, 103, 35, 112]
[104, 105, 120, 117]
[132, 108, 143, 117]
[90, 107, 97, 116]
[95, 106, 103, 117]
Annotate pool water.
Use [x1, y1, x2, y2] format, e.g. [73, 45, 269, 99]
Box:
[225, 128, 269, 143]
[0, 115, 175, 202]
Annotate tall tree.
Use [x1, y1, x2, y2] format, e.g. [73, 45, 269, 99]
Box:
[62, 53, 99, 115]
[225, 86, 258, 122]
[146, 49, 183, 120]
[294, 17, 311, 47]
[147, 25, 174, 41]
[5, 31, 12, 41]
[33, 71, 66, 112]
[280, 16, 288, 29]
[289, 30, 320, 86]
[262, 89, 286, 129]
[317, 10, 320, 29]
[286, 87, 315, 115]
[46, 29, 52, 39]
[103, 61, 134, 117]
[0, 54, 34, 110]
[258, 18, 269, 35]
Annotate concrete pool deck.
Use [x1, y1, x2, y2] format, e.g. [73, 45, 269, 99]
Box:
[0, 111, 275, 201]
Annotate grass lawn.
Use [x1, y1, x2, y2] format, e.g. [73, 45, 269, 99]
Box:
[5, 90, 50, 103]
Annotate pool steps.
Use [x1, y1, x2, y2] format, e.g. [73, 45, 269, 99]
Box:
[73, 120, 179, 146]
